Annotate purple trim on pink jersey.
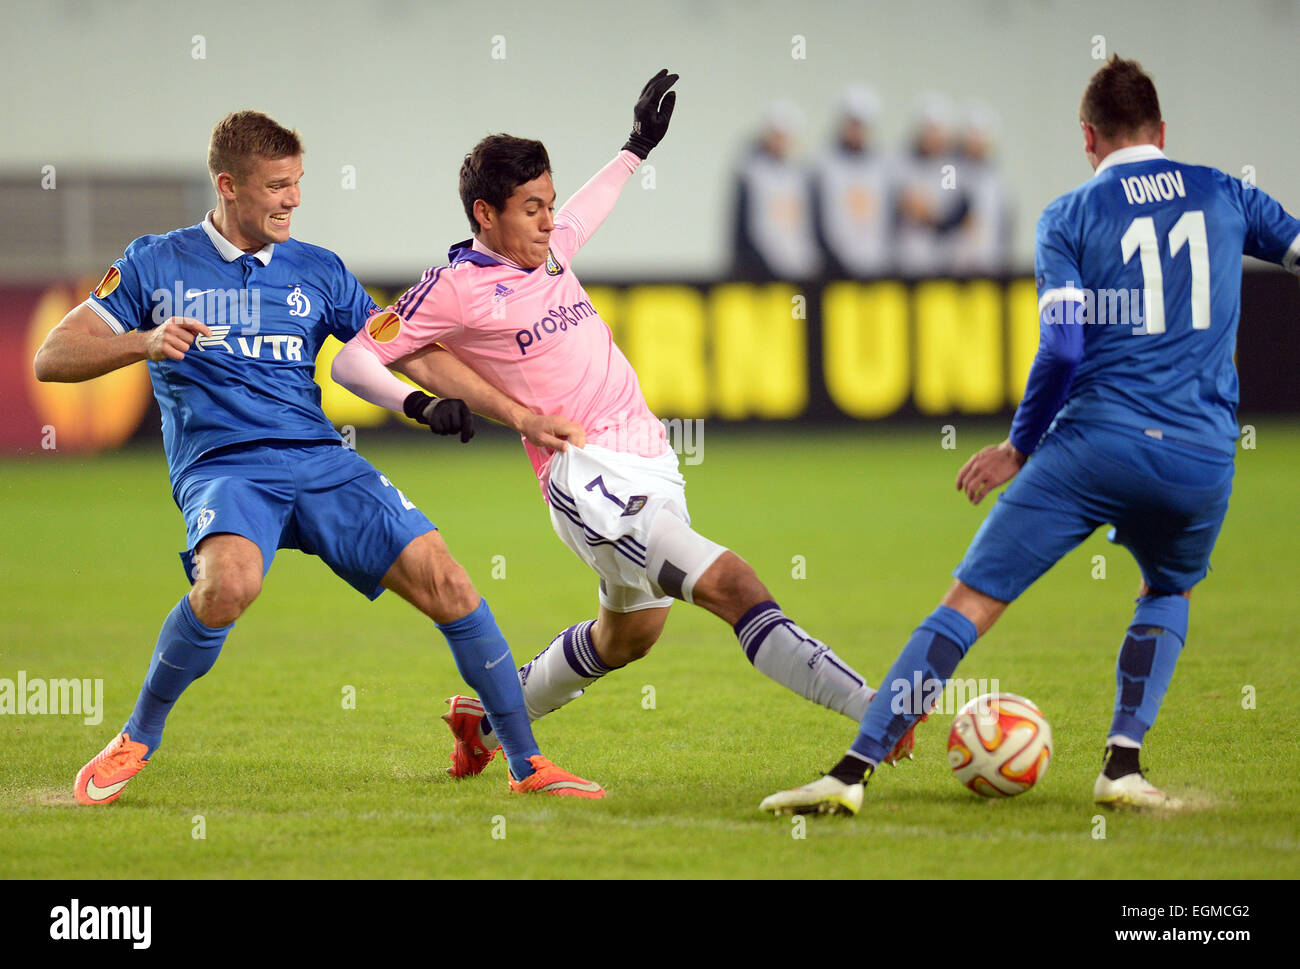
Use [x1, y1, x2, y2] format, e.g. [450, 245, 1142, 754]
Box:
[449, 239, 538, 273]
[397, 266, 445, 319]
[394, 267, 435, 317]
[449, 240, 510, 270]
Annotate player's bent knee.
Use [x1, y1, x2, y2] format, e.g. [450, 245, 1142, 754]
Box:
[624, 639, 656, 662]
[384, 531, 482, 623]
[593, 610, 667, 667]
[190, 571, 261, 627]
[693, 552, 769, 610]
[1138, 579, 1193, 600]
[941, 580, 1008, 638]
[411, 551, 479, 625]
[434, 566, 481, 625]
[607, 627, 661, 665]
[188, 534, 263, 626]
[644, 512, 729, 606]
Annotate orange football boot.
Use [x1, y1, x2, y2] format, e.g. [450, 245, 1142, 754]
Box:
[883, 713, 929, 766]
[508, 755, 604, 798]
[75, 732, 150, 805]
[442, 695, 501, 777]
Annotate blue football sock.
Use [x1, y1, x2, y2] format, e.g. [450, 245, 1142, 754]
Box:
[124, 594, 230, 758]
[850, 605, 978, 764]
[1109, 593, 1189, 744]
[484, 619, 607, 733]
[437, 599, 540, 780]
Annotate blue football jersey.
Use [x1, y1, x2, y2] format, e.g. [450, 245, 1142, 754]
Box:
[1034, 145, 1300, 455]
[87, 215, 378, 483]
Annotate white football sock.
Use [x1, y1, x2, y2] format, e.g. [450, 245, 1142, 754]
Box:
[735, 602, 875, 721]
[480, 620, 607, 745]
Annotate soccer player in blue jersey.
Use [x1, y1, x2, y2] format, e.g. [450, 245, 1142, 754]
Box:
[763, 56, 1300, 816]
[33, 110, 604, 804]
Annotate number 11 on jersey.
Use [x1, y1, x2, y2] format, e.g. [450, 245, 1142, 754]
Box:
[1120, 210, 1211, 334]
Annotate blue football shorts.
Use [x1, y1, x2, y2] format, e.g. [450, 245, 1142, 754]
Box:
[173, 441, 435, 600]
[954, 420, 1234, 601]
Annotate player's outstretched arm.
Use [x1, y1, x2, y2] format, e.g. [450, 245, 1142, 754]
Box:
[555, 69, 679, 254]
[331, 335, 475, 442]
[622, 68, 678, 161]
[394, 344, 585, 452]
[33, 303, 210, 382]
[331, 335, 583, 451]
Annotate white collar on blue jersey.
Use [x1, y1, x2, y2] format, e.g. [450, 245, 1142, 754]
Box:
[1093, 144, 1166, 178]
[201, 210, 275, 265]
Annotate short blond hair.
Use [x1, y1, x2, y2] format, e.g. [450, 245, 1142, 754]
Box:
[207, 110, 303, 183]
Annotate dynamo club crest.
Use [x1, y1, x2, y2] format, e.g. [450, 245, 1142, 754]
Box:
[286, 285, 312, 317]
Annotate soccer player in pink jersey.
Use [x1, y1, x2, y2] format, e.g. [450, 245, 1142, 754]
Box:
[332, 70, 918, 780]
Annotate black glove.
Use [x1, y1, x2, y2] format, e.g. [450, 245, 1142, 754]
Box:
[403, 391, 475, 444]
[622, 68, 678, 160]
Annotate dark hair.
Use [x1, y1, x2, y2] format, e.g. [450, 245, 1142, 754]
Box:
[208, 110, 304, 183]
[459, 134, 552, 234]
[1079, 55, 1162, 141]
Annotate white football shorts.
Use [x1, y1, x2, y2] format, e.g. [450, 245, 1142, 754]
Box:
[546, 443, 725, 613]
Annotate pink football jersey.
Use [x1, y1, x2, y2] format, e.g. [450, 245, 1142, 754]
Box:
[351, 150, 667, 492]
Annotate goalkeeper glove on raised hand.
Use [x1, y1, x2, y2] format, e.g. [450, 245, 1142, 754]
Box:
[404, 391, 475, 443]
[622, 68, 678, 160]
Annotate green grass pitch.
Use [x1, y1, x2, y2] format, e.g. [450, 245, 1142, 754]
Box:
[3, 423, 1298, 879]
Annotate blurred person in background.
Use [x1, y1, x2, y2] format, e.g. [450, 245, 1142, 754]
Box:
[951, 103, 1013, 275]
[894, 93, 966, 277]
[730, 100, 822, 280]
[813, 84, 895, 278]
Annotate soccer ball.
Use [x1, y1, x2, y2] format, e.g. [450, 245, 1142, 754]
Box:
[947, 692, 1052, 797]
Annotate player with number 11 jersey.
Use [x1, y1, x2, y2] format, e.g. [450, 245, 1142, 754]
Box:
[762, 55, 1300, 818]
[1032, 128, 1299, 456]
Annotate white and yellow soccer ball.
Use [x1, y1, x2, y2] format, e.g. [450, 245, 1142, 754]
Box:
[947, 692, 1052, 797]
